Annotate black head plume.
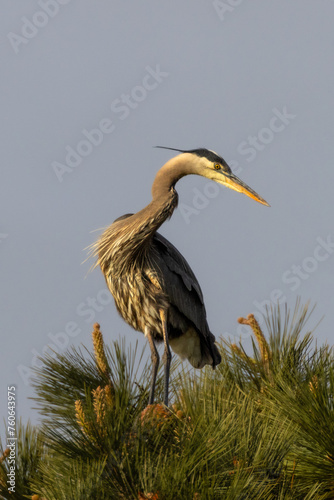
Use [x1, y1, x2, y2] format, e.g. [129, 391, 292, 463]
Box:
[155, 146, 229, 167]
[155, 146, 188, 154]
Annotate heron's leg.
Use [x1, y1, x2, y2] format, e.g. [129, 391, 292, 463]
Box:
[146, 327, 160, 405]
[159, 309, 171, 407]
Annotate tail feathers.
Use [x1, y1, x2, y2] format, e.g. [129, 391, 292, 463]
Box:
[169, 327, 221, 369]
[206, 330, 222, 368]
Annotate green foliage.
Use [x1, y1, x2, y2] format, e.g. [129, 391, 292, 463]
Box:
[1, 302, 334, 499]
[0, 419, 47, 499]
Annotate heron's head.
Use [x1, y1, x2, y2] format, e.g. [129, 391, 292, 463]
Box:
[156, 146, 270, 207]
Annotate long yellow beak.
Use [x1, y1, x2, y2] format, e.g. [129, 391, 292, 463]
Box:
[222, 172, 270, 207]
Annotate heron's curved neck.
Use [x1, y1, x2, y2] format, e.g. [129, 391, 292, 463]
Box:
[131, 154, 194, 238]
[98, 154, 196, 275]
[151, 153, 194, 201]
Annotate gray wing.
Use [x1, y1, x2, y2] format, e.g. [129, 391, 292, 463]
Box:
[151, 232, 212, 337]
[151, 232, 221, 367]
[153, 232, 204, 302]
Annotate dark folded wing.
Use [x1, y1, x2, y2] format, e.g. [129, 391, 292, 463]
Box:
[151, 232, 209, 336]
[151, 232, 221, 366]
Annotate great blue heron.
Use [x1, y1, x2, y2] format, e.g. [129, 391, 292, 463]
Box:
[90, 147, 269, 406]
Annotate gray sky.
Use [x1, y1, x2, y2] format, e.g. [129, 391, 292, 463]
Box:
[1, 0, 334, 427]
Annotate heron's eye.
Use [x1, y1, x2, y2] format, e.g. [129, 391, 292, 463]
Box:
[214, 163, 221, 170]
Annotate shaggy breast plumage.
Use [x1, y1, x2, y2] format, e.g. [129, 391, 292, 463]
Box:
[104, 259, 169, 337]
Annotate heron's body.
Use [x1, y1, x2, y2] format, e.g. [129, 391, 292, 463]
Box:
[102, 224, 219, 369]
[92, 148, 269, 406]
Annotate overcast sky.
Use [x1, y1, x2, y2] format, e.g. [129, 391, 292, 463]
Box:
[1, 1, 334, 428]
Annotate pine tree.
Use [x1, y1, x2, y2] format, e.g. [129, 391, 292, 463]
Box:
[1, 303, 333, 499]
